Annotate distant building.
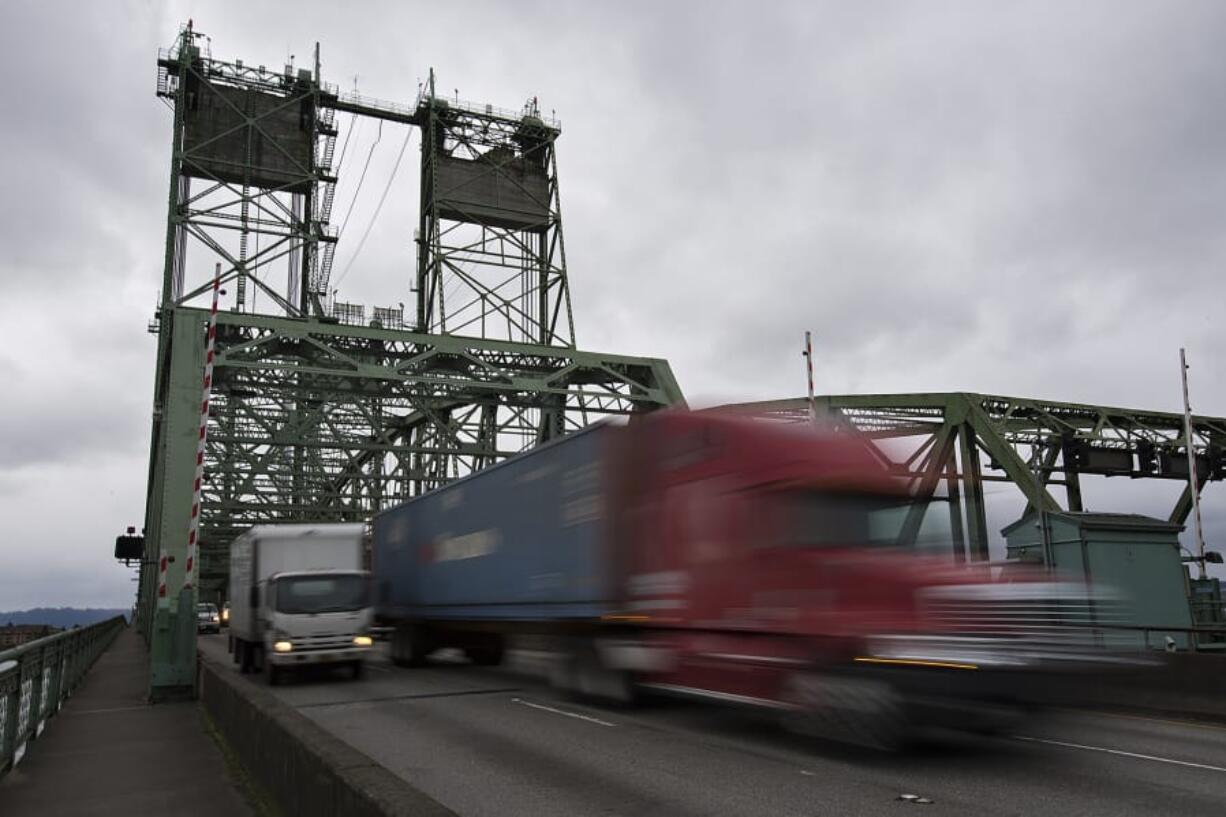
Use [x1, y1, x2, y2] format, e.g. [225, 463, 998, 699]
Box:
[0, 623, 63, 648]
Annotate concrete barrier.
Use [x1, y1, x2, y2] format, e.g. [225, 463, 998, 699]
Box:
[198, 655, 455, 817]
[1091, 651, 1226, 722]
[1025, 650, 1226, 723]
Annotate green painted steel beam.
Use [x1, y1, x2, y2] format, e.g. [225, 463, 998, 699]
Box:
[723, 391, 1225, 561]
[145, 310, 206, 700]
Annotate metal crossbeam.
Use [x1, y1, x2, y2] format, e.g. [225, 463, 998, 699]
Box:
[724, 393, 1225, 561]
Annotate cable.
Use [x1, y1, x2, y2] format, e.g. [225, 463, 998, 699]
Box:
[337, 120, 384, 240]
[332, 126, 413, 289]
[335, 112, 359, 176]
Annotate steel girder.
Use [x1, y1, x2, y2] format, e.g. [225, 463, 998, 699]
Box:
[726, 393, 1226, 561]
[174, 307, 681, 589]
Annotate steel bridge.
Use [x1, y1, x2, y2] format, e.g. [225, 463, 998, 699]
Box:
[5, 22, 1226, 817]
[137, 23, 682, 698]
[726, 393, 1226, 561]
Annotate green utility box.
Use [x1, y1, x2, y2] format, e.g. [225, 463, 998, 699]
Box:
[1003, 512, 1193, 649]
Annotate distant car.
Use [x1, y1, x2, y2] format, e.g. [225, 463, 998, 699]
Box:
[196, 603, 221, 634]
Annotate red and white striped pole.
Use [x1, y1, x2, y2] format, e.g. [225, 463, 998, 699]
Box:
[184, 264, 223, 592]
[156, 263, 222, 606]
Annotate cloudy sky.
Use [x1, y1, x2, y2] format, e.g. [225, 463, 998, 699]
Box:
[2, 1, 1225, 610]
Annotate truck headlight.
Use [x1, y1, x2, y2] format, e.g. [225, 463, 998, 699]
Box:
[273, 640, 293, 653]
[220, 609, 229, 622]
[353, 635, 373, 647]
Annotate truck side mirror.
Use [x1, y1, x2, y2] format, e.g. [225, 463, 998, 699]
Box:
[249, 585, 259, 609]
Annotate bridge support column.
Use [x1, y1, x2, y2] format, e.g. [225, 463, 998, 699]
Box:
[145, 310, 203, 701]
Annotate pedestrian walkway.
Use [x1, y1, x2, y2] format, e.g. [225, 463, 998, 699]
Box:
[0, 626, 254, 816]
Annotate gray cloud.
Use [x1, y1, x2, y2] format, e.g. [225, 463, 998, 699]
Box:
[4, 1, 1226, 607]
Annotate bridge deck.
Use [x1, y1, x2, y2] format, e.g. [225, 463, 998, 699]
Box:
[198, 636, 1226, 817]
[0, 627, 252, 816]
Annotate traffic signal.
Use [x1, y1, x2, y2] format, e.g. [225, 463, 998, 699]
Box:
[1061, 434, 1086, 470]
[1135, 439, 1158, 475]
[1209, 445, 1226, 481]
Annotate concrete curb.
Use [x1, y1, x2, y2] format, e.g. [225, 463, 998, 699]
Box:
[198, 654, 456, 817]
[1092, 651, 1226, 723]
[1027, 650, 1226, 724]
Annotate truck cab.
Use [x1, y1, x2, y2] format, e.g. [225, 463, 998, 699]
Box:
[259, 569, 373, 681]
[229, 524, 374, 684]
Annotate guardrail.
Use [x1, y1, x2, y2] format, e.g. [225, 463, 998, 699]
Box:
[1084, 623, 1226, 652]
[0, 616, 126, 778]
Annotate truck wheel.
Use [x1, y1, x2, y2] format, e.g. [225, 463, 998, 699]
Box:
[237, 640, 252, 674]
[391, 624, 428, 667]
[549, 642, 580, 695]
[574, 640, 636, 706]
[350, 661, 365, 680]
[466, 636, 505, 667]
[266, 662, 281, 686]
[781, 672, 905, 752]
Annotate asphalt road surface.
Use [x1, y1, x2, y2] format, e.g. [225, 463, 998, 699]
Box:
[199, 635, 1226, 816]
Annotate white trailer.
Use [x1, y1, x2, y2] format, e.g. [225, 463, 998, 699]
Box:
[228, 524, 373, 684]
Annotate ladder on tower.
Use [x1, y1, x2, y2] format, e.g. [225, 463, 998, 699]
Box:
[311, 105, 341, 298]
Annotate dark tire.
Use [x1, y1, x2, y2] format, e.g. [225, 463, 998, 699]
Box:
[350, 661, 365, 680]
[266, 662, 281, 686]
[391, 624, 429, 667]
[466, 635, 506, 667]
[781, 672, 905, 752]
[550, 640, 580, 696]
[572, 640, 636, 706]
[237, 640, 252, 674]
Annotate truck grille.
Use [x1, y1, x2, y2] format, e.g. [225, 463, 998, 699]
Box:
[920, 583, 1134, 649]
[293, 634, 355, 652]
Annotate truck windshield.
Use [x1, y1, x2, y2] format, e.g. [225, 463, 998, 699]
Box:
[274, 575, 368, 614]
[764, 491, 911, 548]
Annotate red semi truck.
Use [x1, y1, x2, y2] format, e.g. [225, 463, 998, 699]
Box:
[373, 410, 1111, 747]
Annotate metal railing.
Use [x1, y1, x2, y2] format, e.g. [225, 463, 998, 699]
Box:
[0, 616, 126, 778]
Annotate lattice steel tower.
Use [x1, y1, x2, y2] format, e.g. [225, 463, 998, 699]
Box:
[138, 24, 681, 699]
[416, 71, 574, 347]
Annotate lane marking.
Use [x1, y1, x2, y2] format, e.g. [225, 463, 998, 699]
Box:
[1013, 735, 1226, 773]
[511, 698, 616, 727]
[299, 686, 521, 709]
[641, 683, 792, 710]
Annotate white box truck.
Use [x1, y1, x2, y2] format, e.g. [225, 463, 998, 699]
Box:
[228, 523, 373, 684]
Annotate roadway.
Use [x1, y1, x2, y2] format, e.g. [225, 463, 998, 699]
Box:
[199, 635, 1226, 816]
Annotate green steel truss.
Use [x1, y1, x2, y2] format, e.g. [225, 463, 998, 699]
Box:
[193, 310, 681, 584]
[729, 393, 1226, 561]
[416, 77, 575, 345]
[155, 22, 337, 319]
[138, 25, 682, 698]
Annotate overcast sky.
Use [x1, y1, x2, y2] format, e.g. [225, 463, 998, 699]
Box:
[2, 1, 1225, 610]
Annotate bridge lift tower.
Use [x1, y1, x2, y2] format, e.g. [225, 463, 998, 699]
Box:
[138, 23, 682, 699]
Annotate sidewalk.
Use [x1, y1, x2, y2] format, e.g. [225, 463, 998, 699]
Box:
[0, 626, 254, 816]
